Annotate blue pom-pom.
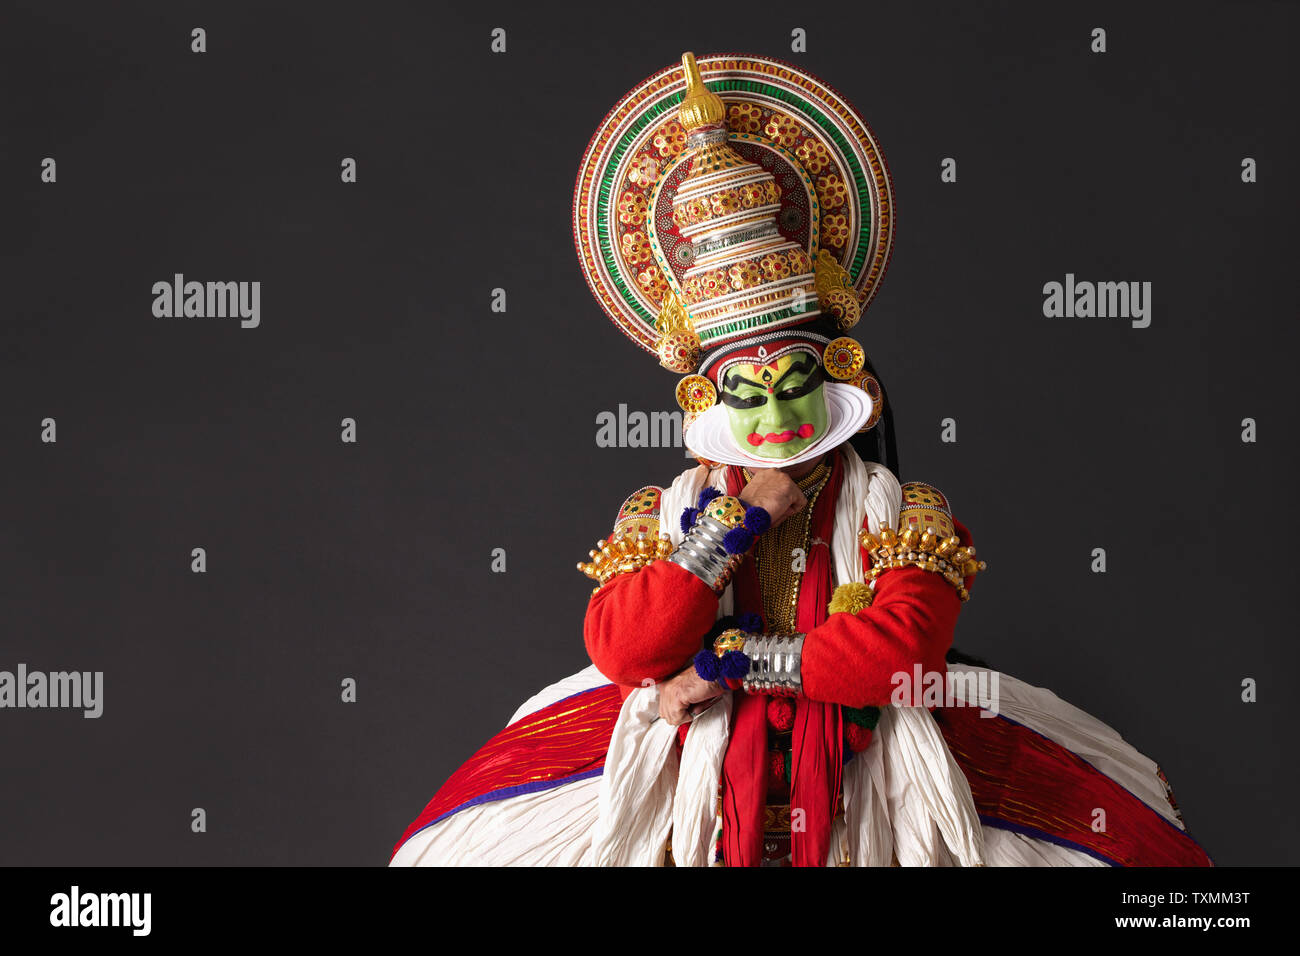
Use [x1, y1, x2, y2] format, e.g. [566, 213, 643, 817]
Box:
[680, 506, 699, 534]
[721, 526, 754, 555]
[736, 612, 763, 634]
[719, 650, 751, 680]
[693, 649, 721, 683]
[704, 616, 738, 642]
[696, 487, 723, 509]
[743, 506, 771, 535]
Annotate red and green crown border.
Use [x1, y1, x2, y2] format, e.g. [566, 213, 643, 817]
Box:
[572, 52, 896, 358]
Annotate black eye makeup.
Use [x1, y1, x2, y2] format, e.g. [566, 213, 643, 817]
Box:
[720, 390, 767, 409]
[720, 354, 824, 407]
[776, 364, 823, 399]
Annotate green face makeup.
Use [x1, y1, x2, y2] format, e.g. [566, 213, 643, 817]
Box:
[720, 352, 829, 459]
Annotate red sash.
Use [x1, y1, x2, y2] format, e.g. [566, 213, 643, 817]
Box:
[720, 452, 844, 867]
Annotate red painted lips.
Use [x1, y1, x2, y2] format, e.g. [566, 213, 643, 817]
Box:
[746, 423, 816, 446]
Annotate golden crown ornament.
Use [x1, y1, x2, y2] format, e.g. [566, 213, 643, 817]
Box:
[574, 52, 895, 409]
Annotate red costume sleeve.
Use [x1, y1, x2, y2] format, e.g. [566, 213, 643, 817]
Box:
[584, 561, 719, 689]
[800, 518, 977, 709]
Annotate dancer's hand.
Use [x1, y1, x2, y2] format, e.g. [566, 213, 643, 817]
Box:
[739, 468, 806, 529]
[658, 666, 724, 726]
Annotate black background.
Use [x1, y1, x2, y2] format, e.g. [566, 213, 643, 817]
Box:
[1, 0, 1295, 865]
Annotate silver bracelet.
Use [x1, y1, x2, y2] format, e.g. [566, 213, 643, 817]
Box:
[740, 632, 805, 697]
[667, 513, 743, 594]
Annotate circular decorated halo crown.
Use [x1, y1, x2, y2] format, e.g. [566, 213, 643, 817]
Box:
[573, 52, 894, 458]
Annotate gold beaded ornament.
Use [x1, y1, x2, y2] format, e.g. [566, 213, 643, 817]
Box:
[712, 627, 748, 656]
[822, 337, 865, 381]
[577, 485, 674, 592]
[577, 530, 675, 592]
[657, 292, 701, 374]
[900, 481, 955, 537]
[822, 337, 881, 432]
[676, 374, 717, 415]
[813, 250, 863, 331]
[701, 494, 748, 529]
[747, 457, 831, 630]
[855, 481, 986, 602]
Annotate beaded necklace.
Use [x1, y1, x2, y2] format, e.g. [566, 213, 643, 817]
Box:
[746, 458, 831, 632]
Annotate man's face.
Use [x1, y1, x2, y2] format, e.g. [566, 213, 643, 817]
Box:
[719, 351, 828, 460]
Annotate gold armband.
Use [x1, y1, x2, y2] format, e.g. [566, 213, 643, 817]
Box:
[699, 494, 748, 530]
[577, 529, 674, 590]
[577, 485, 672, 591]
[855, 481, 987, 602]
[857, 526, 985, 601]
[712, 627, 748, 655]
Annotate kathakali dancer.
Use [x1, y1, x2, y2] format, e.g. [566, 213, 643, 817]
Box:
[391, 52, 1211, 867]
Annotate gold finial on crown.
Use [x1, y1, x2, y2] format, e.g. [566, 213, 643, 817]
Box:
[655, 287, 701, 372]
[678, 52, 726, 132]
